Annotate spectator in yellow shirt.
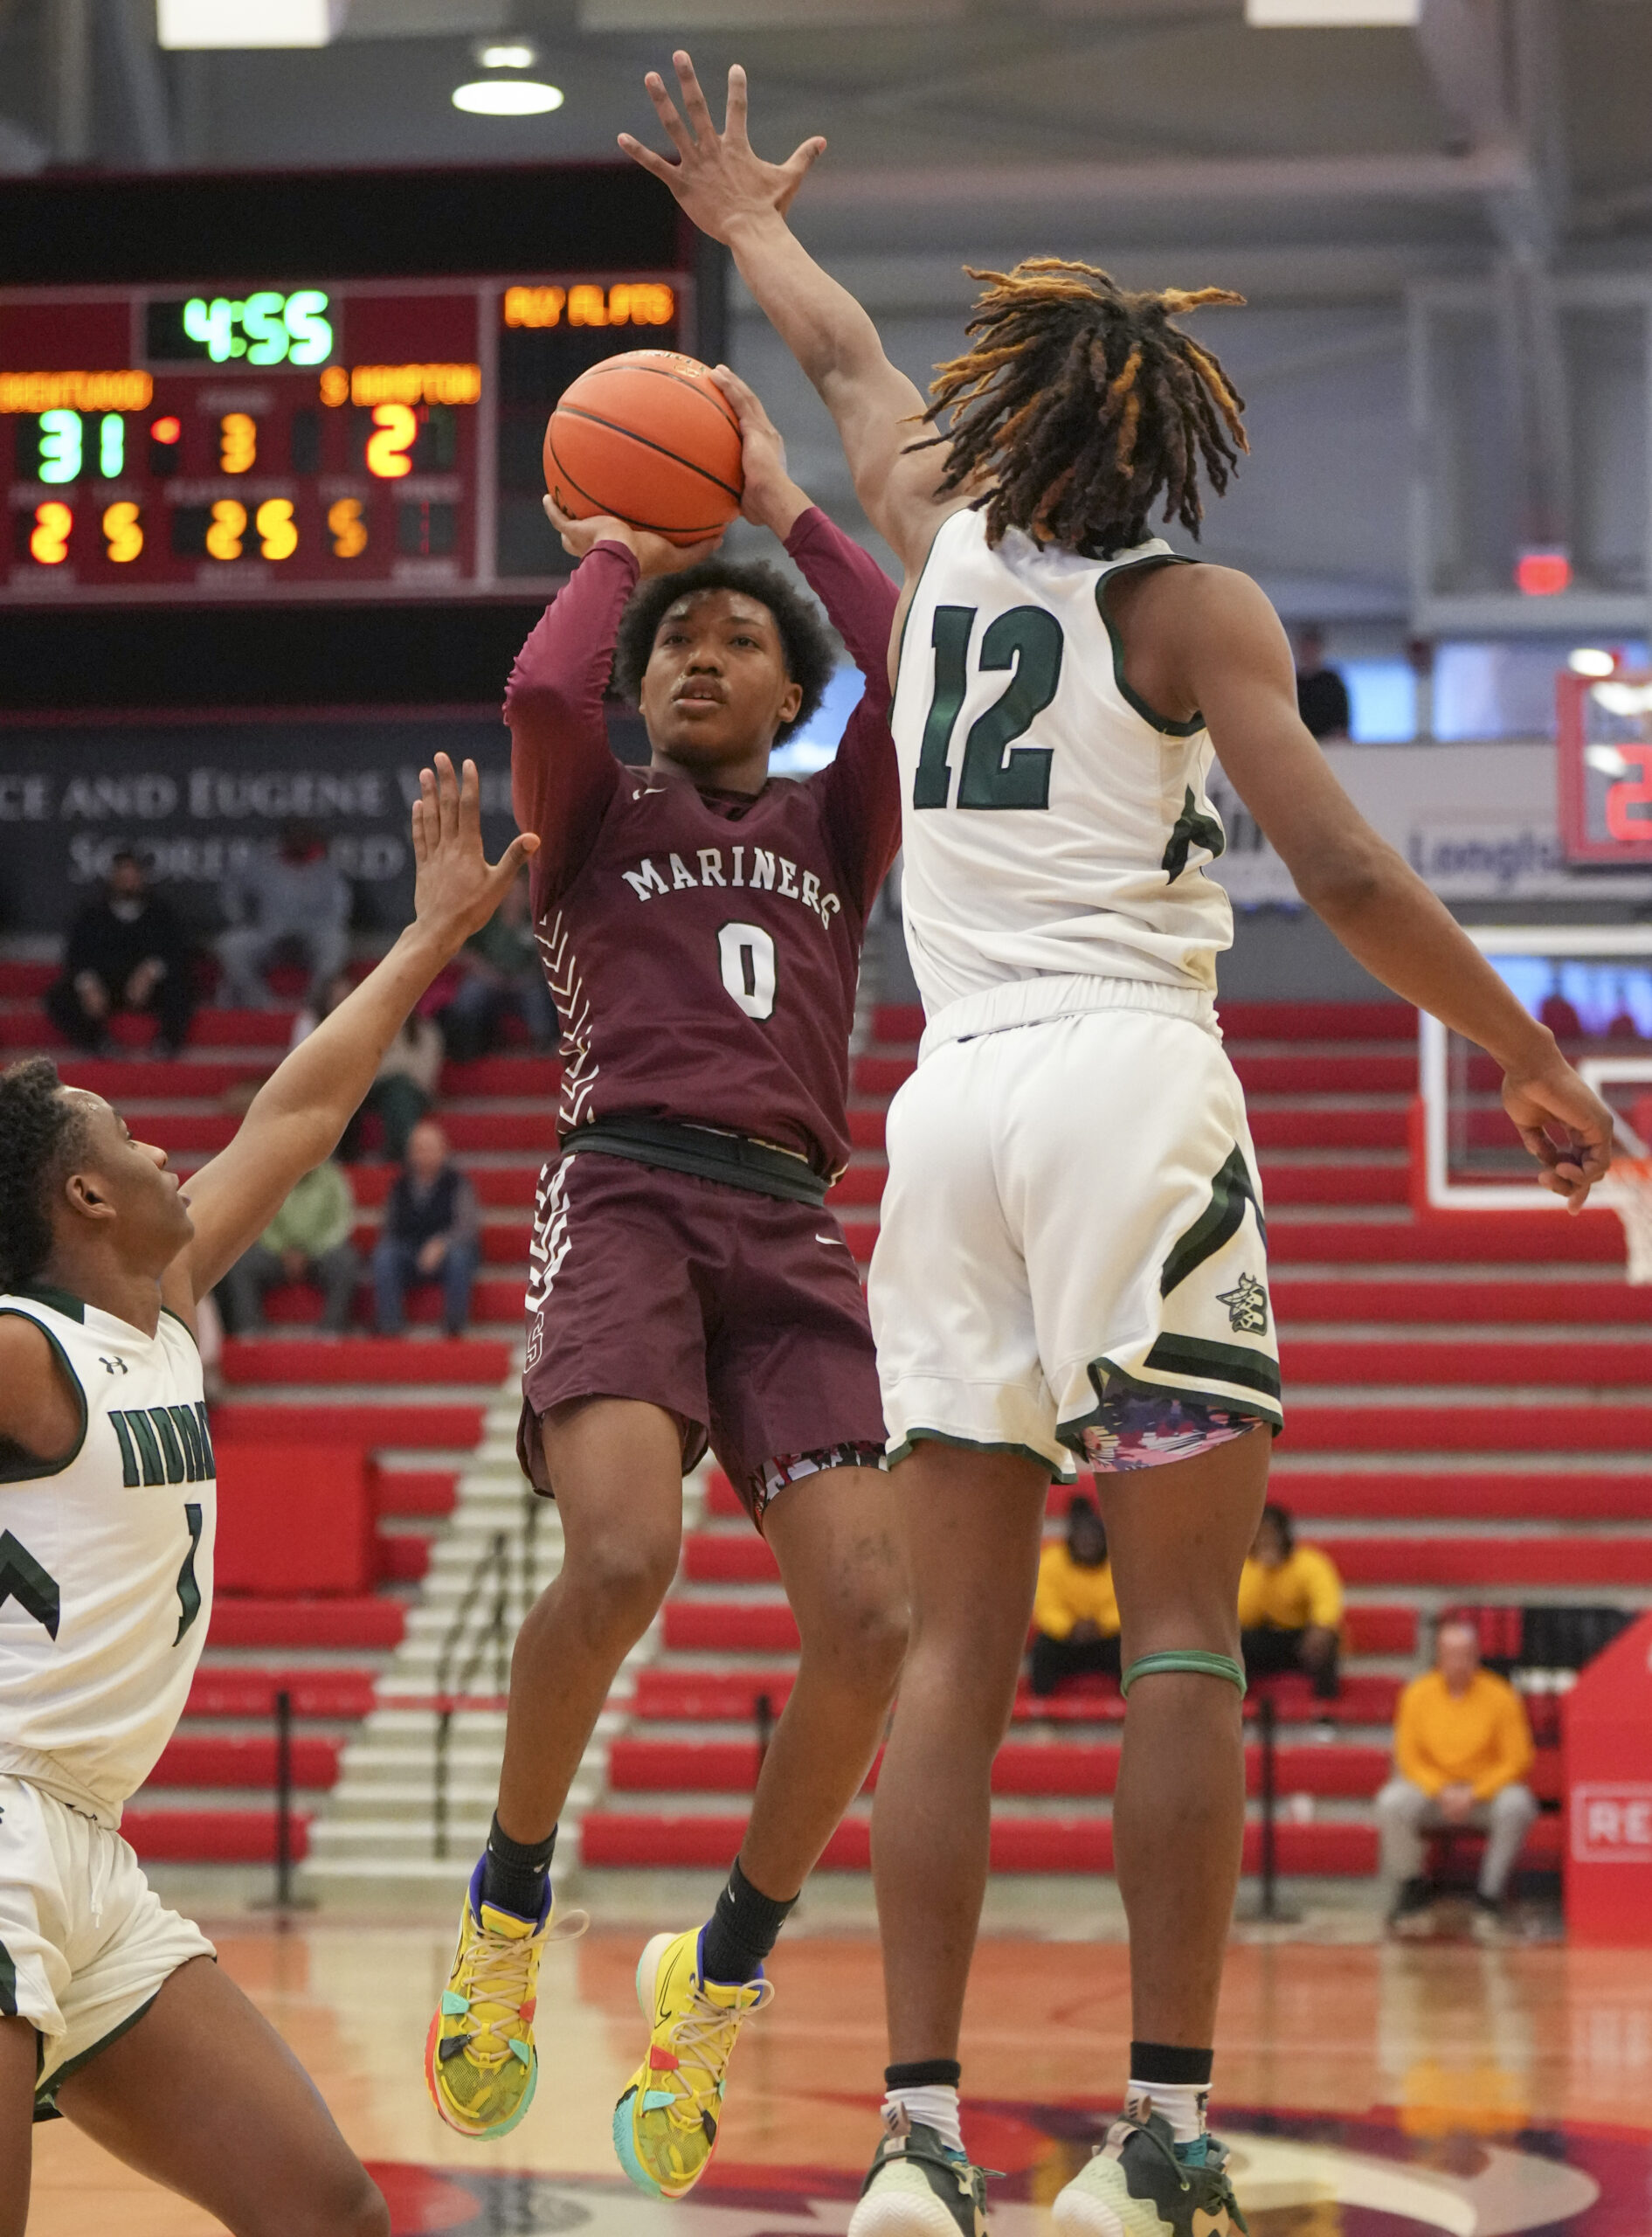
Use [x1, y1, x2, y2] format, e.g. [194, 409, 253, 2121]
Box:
[1238, 1504, 1343, 1700]
[1029, 1495, 1120, 1696]
[1379, 1617, 1537, 1937]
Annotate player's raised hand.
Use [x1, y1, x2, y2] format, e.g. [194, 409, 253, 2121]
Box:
[708, 366, 810, 539]
[411, 752, 540, 952]
[1500, 1051, 1616, 1212]
[619, 56, 826, 241]
[542, 495, 722, 575]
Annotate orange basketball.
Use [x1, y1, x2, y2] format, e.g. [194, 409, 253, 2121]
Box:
[544, 350, 743, 547]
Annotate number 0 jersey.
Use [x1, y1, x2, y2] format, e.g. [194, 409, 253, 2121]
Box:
[890, 509, 1233, 1021]
[0, 1288, 215, 1826]
[507, 509, 902, 1181]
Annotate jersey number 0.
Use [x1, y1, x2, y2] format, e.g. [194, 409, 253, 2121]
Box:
[913, 604, 1064, 814]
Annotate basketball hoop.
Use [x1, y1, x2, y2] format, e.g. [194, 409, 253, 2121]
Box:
[1596, 1155, 1652, 1285]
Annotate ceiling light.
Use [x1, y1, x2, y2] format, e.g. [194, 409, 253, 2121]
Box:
[1245, 1, 1418, 24]
[452, 79, 563, 114]
[1569, 648, 1617, 679]
[477, 41, 537, 67]
[158, 0, 348, 46]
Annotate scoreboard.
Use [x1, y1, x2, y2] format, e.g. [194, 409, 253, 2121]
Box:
[1, 270, 688, 604]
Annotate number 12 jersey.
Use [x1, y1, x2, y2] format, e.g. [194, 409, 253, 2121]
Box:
[890, 509, 1233, 1021]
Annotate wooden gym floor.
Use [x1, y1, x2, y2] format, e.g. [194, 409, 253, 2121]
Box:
[26, 1906, 1652, 2237]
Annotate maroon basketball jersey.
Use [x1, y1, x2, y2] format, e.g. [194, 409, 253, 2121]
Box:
[508, 510, 901, 1178]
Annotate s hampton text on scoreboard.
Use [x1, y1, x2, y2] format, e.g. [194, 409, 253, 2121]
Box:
[0, 273, 686, 604]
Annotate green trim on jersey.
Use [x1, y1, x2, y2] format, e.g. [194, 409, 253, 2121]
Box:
[14, 1284, 86, 1324]
[0, 1308, 89, 1484]
[160, 1305, 199, 1351]
[34, 1989, 164, 2122]
[887, 1424, 1062, 1479]
[1160, 1144, 1266, 1299]
[891, 508, 963, 693]
[1144, 1330, 1282, 1406]
[1094, 554, 1205, 738]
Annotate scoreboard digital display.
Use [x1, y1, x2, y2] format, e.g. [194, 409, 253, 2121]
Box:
[1, 270, 689, 604]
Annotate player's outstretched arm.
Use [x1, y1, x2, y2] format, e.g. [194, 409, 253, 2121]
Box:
[171, 756, 537, 1300]
[1173, 568, 1614, 1209]
[619, 55, 948, 569]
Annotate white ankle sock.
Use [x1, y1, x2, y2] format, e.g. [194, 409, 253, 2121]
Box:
[1127, 2079, 1208, 2145]
[885, 2083, 964, 2156]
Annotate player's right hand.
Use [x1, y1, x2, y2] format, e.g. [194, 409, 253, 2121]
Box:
[619, 55, 826, 241]
[543, 496, 722, 576]
[1500, 1048, 1615, 1212]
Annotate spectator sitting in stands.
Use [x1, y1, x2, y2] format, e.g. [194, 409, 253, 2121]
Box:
[220, 1157, 360, 1338]
[218, 820, 350, 1008]
[1239, 1502, 1344, 1700]
[439, 869, 556, 1063]
[1029, 1493, 1121, 1695]
[372, 1118, 479, 1338]
[364, 1010, 445, 1160]
[46, 850, 194, 1056]
[1379, 1615, 1538, 1941]
[1294, 626, 1351, 742]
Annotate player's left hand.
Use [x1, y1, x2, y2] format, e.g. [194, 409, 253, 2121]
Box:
[619, 56, 826, 242]
[708, 366, 810, 540]
[1500, 1046, 1615, 1212]
[411, 753, 540, 956]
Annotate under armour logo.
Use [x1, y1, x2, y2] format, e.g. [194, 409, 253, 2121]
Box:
[1216, 1271, 1269, 1335]
[99, 1356, 128, 1375]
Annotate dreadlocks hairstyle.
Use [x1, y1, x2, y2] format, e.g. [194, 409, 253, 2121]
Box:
[917, 258, 1248, 559]
[0, 1056, 86, 1292]
[612, 559, 838, 746]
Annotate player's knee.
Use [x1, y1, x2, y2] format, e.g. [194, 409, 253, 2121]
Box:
[558, 1525, 679, 1643]
[802, 1567, 909, 1696]
[263, 2162, 389, 2237]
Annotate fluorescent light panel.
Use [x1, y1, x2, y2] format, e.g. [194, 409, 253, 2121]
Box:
[157, 0, 349, 46]
[453, 80, 564, 114]
[1246, 0, 1419, 24]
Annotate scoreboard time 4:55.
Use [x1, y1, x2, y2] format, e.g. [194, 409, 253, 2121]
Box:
[1, 273, 683, 604]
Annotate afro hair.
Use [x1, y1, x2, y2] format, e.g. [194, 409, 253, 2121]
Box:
[611, 558, 839, 746]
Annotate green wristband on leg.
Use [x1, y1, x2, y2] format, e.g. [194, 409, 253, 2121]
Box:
[1120, 1650, 1247, 1700]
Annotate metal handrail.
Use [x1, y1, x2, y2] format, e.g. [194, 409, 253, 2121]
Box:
[431, 1494, 544, 1860]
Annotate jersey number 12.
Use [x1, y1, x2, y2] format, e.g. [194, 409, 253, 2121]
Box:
[913, 604, 1064, 813]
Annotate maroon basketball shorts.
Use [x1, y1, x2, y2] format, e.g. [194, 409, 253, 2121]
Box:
[517, 1148, 887, 1528]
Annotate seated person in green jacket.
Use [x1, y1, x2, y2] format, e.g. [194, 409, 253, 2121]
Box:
[220, 1157, 359, 1336]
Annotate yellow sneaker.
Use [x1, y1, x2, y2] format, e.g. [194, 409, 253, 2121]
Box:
[425, 1858, 585, 2140]
[612, 1926, 774, 2197]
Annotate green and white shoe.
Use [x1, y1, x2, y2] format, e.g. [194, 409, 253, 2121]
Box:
[1054, 2105, 1247, 2237]
[847, 2109, 991, 2237]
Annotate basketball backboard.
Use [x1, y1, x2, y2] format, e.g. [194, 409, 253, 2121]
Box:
[1420, 925, 1652, 1210]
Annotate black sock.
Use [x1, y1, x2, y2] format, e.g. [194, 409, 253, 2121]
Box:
[698, 1857, 798, 1984]
[886, 2059, 963, 2089]
[1129, 2041, 1213, 2087]
[480, 1813, 556, 1922]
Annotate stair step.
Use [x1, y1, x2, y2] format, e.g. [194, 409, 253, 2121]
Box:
[207, 1598, 406, 1650]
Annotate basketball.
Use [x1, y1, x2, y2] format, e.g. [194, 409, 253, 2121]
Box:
[543, 350, 743, 546]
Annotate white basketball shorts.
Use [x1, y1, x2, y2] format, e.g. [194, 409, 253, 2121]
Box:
[0, 1775, 216, 2117]
[868, 987, 1282, 1479]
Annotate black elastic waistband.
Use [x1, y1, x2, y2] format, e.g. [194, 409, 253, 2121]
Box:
[561, 1115, 828, 1209]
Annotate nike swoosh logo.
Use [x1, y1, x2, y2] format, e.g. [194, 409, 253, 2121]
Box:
[816, 1234, 846, 1247]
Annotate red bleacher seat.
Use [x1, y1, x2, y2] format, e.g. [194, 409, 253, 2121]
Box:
[215, 1442, 376, 1595]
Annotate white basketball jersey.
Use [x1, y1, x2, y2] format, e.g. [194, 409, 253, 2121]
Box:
[0, 1288, 216, 1825]
[890, 509, 1233, 1020]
